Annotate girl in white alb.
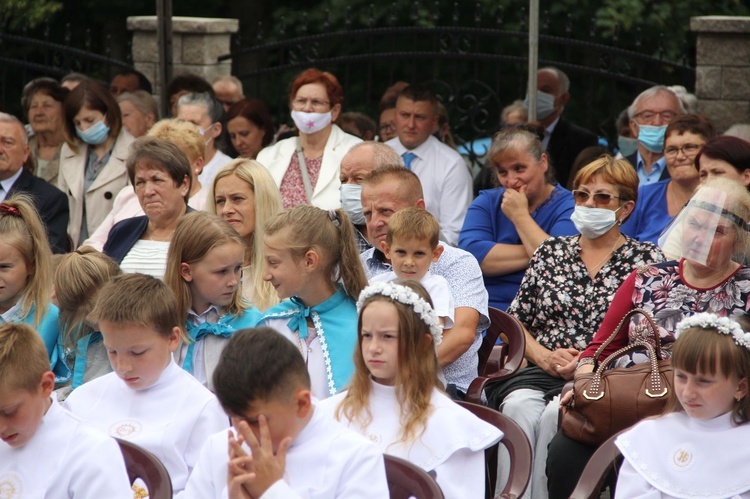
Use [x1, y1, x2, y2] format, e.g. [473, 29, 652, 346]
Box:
[317, 280, 503, 499]
[63, 274, 229, 495]
[615, 313, 750, 499]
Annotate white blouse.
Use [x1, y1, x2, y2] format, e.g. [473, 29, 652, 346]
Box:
[119, 239, 170, 279]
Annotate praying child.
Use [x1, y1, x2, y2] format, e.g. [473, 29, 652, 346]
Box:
[0, 323, 132, 498]
[370, 207, 454, 327]
[180, 327, 389, 498]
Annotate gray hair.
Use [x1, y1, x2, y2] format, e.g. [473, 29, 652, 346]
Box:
[627, 86, 686, 119]
[212, 75, 244, 97]
[539, 67, 570, 94]
[489, 126, 557, 184]
[347, 141, 405, 169]
[0, 112, 28, 145]
[177, 91, 224, 124]
[501, 100, 528, 123]
[118, 90, 160, 121]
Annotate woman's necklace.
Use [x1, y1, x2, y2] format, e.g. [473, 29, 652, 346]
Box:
[147, 227, 175, 242]
[586, 234, 622, 278]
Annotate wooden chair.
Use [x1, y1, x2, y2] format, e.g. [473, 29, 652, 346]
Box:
[384, 454, 445, 499]
[116, 438, 173, 499]
[568, 431, 624, 499]
[466, 307, 526, 404]
[457, 401, 532, 499]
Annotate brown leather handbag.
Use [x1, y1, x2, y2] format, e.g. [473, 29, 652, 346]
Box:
[560, 308, 673, 446]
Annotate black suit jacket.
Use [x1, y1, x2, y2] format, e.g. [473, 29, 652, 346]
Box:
[7, 168, 70, 254]
[546, 118, 599, 187]
[625, 152, 671, 182]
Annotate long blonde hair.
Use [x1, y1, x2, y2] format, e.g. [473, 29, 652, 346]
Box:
[0, 195, 52, 325]
[265, 206, 367, 302]
[208, 159, 282, 311]
[335, 280, 439, 444]
[164, 211, 247, 326]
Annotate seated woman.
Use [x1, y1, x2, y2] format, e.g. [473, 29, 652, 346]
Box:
[546, 176, 750, 499]
[488, 156, 664, 498]
[622, 114, 716, 244]
[117, 90, 158, 138]
[102, 137, 191, 278]
[226, 98, 274, 159]
[696, 135, 750, 188]
[256, 68, 361, 209]
[458, 126, 577, 310]
[208, 159, 282, 311]
[22, 77, 68, 184]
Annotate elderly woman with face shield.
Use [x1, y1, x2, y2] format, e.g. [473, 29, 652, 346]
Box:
[459, 126, 578, 311]
[256, 68, 361, 210]
[487, 156, 664, 499]
[546, 176, 750, 499]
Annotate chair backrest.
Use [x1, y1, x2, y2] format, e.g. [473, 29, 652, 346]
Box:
[466, 307, 526, 403]
[456, 401, 531, 499]
[568, 431, 623, 499]
[116, 438, 173, 499]
[383, 454, 445, 499]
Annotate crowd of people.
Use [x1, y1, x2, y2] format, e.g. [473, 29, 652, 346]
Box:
[2, 62, 750, 499]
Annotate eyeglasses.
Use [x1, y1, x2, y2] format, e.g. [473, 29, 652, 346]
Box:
[634, 110, 677, 123]
[379, 122, 395, 133]
[664, 144, 703, 157]
[572, 190, 621, 204]
[292, 98, 330, 111]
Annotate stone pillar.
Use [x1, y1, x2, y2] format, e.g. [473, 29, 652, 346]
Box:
[127, 16, 239, 95]
[691, 16, 750, 132]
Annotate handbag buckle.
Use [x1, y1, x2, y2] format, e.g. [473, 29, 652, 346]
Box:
[646, 386, 668, 398]
[582, 388, 604, 401]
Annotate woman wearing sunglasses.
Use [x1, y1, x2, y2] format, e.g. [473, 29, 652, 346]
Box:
[621, 114, 716, 243]
[484, 155, 664, 498]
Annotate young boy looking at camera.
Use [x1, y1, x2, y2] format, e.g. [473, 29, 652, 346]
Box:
[370, 207, 455, 327]
[0, 323, 132, 499]
[180, 327, 389, 499]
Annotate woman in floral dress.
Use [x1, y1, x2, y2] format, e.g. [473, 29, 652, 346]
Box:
[490, 156, 664, 499]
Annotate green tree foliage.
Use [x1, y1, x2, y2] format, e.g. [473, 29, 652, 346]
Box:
[1, 0, 63, 29]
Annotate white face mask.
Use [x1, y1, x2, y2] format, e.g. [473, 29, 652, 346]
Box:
[291, 110, 333, 134]
[571, 205, 622, 239]
[340, 183, 365, 225]
[523, 91, 557, 120]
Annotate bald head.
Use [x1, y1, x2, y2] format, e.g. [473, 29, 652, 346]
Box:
[339, 141, 404, 185]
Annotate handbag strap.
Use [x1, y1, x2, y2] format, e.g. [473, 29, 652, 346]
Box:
[592, 308, 663, 364]
[583, 340, 670, 401]
[295, 142, 314, 203]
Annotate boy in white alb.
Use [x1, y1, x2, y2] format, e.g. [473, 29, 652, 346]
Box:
[0, 323, 132, 499]
[370, 207, 455, 327]
[179, 327, 389, 499]
[63, 274, 229, 495]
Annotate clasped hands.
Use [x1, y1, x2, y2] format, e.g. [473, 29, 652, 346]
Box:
[227, 415, 292, 499]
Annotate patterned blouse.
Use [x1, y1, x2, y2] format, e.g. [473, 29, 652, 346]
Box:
[279, 152, 323, 209]
[508, 235, 665, 351]
[582, 260, 750, 362]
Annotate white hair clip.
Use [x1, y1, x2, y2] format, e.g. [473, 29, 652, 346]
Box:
[356, 281, 443, 345]
[675, 312, 750, 350]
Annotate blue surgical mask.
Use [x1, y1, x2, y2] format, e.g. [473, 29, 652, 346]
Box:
[76, 116, 110, 145]
[617, 136, 639, 158]
[571, 205, 622, 239]
[637, 124, 667, 153]
[340, 183, 365, 225]
[523, 91, 557, 120]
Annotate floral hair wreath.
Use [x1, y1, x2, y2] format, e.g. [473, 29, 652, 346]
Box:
[675, 312, 750, 350]
[356, 281, 443, 345]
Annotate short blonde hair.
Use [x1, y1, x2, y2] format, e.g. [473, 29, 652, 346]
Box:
[0, 323, 50, 392]
[573, 155, 639, 203]
[386, 208, 439, 248]
[147, 118, 205, 165]
[91, 273, 184, 340]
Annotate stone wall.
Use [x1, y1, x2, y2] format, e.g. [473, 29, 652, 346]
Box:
[127, 16, 238, 95]
[691, 16, 750, 132]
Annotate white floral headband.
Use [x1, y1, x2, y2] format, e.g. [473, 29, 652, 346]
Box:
[356, 281, 443, 345]
[675, 312, 750, 350]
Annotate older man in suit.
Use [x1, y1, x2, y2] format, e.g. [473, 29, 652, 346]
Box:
[0, 113, 69, 253]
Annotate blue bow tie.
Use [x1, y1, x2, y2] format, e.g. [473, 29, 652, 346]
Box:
[182, 320, 235, 374]
[288, 297, 314, 339]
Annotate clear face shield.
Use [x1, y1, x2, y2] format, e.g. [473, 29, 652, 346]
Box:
[658, 187, 750, 269]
